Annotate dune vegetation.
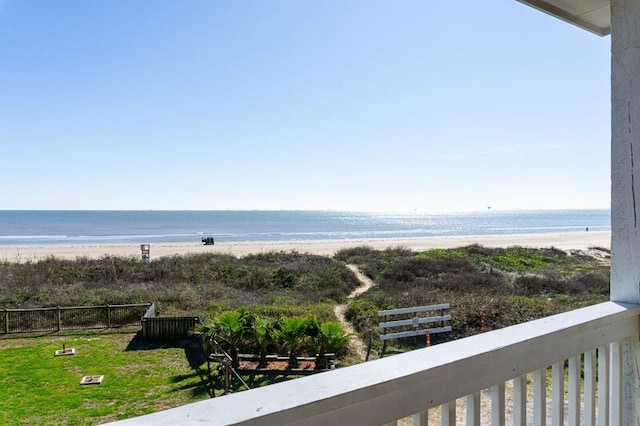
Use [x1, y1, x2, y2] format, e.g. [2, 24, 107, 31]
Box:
[0, 244, 609, 351]
[336, 245, 609, 348]
[0, 245, 610, 423]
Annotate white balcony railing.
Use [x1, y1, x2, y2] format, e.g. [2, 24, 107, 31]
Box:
[113, 301, 640, 426]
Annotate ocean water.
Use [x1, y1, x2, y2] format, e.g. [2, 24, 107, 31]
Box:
[0, 210, 610, 246]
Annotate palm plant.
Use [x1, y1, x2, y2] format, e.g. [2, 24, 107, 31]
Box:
[306, 317, 350, 369]
[251, 315, 280, 368]
[197, 309, 250, 368]
[194, 321, 215, 354]
[279, 316, 309, 368]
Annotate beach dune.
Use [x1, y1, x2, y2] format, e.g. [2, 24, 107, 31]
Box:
[0, 231, 610, 262]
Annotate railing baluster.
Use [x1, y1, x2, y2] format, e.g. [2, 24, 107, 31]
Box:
[466, 392, 480, 426]
[411, 411, 428, 426]
[534, 368, 547, 426]
[597, 345, 609, 426]
[513, 375, 527, 426]
[567, 355, 580, 426]
[491, 383, 505, 426]
[440, 401, 455, 426]
[610, 341, 622, 426]
[584, 349, 596, 426]
[552, 362, 564, 425]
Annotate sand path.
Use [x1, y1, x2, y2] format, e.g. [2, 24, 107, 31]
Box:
[333, 264, 376, 361]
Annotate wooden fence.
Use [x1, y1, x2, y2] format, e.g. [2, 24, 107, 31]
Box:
[141, 304, 202, 341]
[141, 316, 202, 340]
[0, 302, 202, 340]
[0, 303, 152, 334]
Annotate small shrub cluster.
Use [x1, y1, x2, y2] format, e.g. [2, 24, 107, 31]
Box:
[344, 297, 380, 334]
[514, 271, 609, 296]
[460, 245, 567, 272]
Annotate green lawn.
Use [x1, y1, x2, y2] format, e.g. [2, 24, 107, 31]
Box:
[0, 333, 212, 425]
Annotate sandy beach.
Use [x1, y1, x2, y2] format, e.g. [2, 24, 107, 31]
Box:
[0, 231, 610, 262]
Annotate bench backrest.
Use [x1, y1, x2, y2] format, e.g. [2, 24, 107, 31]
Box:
[378, 303, 451, 341]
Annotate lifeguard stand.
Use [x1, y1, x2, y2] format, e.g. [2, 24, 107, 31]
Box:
[141, 244, 150, 262]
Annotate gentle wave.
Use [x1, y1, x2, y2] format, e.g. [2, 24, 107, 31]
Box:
[0, 209, 611, 246]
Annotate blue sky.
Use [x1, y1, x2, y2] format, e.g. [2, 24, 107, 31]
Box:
[0, 1, 611, 212]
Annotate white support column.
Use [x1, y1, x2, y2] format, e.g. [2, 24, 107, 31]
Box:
[611, 0, 640, 304]
[611, 0, 640, 423]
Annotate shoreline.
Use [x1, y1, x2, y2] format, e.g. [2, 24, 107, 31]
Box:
[0, 231, 610, 262]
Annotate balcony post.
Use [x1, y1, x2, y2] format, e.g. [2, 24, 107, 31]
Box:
[610, 0, 640, 423]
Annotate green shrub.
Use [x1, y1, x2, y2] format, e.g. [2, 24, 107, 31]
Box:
[345, 298, 381, 336]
